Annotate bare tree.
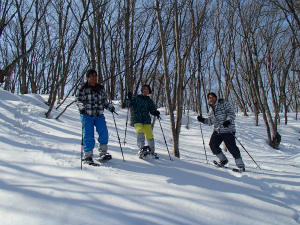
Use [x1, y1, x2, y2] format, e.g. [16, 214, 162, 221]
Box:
[0, 0, 50, 91]
[155, 0, 210, 158]
[236, 0, 288, 148]
[45, 0, 91, 118]
[269, 0, 300, 47]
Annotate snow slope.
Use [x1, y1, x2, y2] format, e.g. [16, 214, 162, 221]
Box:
[0, 88, 299, 225]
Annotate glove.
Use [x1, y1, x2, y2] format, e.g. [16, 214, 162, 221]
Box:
[197, 115, 205, 123]
[109, 106, 115, 113]
[154, 110, 161, 119]
[79, 108, 86, 114]
[223, 120, 230, 128]
[128, 92, 133, 100]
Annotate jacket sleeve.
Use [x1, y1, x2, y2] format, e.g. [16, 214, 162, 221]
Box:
[126, 98, 132, 108]
[204, 108, 214, 126]
[101, 90, 114, 111]
[126, 96, 136, 108]
[224, 101, 235, 122]
[75, 87, 85, 112]
[148, 99, 157, 115]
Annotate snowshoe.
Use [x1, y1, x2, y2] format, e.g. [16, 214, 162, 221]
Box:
[213, 160, 245, 173]
[94, 154, 112, 162]
[82, 156, 94, 164]
[233, 167, 245, 172]
[213, 159, 228, 167]
[138, 147, 149, 159]
[150, 152, 159, 159]
[139, 146, 158, 159]
[82, 156, 101, 166]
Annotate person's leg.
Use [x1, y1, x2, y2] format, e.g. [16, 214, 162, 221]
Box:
[134, 123, 145, 149]
[209, 131, 228, 164]
[221, 133, 241, 159]
[81, 114, 95, 162]
[95, 115, 109, 157]
[209, 131, 224, 155]
[235, 157, 245, 170]
[144, 124, 155, 153]
[221, 132, 245, 169]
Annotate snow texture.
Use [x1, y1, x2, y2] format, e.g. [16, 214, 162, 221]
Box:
[0, 88, 299, 225]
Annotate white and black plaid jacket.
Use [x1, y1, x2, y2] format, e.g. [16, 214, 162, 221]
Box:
[75, 82, 114, 117]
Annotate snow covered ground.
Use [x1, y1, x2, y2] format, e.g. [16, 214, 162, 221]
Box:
[0, 88, 299, 225]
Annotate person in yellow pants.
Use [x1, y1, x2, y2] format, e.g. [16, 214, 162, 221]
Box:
[127, 85, 160, 158]
[134, 123, 154, 153]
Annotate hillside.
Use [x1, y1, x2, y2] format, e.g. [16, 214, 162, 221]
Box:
[0, 88, 299, 225]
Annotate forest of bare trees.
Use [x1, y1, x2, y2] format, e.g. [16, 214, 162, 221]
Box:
[1, 0, 299, 157]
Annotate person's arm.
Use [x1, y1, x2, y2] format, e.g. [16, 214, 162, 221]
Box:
[149, 99, 157, 115]
[126, 92, 134, 108]
[102, 90, 115, 112]
[75, 86, 86, 113]
[204, 108, 214, 126]
[224, 101, 235, 122]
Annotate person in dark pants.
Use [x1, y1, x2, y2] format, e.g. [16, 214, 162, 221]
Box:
[197, 92, 245, 171]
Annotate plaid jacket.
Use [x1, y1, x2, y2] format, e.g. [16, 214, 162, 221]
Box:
[203, 99, 236, 133]
[127, 95, 157, 124]
[75, 82, 114, 117]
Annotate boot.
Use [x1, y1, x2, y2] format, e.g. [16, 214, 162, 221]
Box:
[138, 146, 150, 158]
[147, 138, 155, 154]
[98, 144, 108, 160]
[216, 152, 228, 167]
[82, 151, 94, 164]
[235, 157, 245, 171]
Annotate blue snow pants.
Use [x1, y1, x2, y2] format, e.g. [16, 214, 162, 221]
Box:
[81, 114, 108, 152]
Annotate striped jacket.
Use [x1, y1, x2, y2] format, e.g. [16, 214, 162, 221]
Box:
[203, 99, 236, 133]
[127, 95, 157, 124]
[75, 82, 114, 117]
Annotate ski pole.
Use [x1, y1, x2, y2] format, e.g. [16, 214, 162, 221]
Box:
[123, 107, 129, 146]
[158, 118, 172, 161]
[81, 115, 84, 169]
[199, 123, 208, 164]
[112, 111, 125, 161]
[231, 132, 261, 170]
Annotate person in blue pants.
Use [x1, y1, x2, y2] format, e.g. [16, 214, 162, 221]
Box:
[76, 69, 115, 164]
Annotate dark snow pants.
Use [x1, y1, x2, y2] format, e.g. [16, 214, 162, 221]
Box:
[209, 131, 241, 159]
